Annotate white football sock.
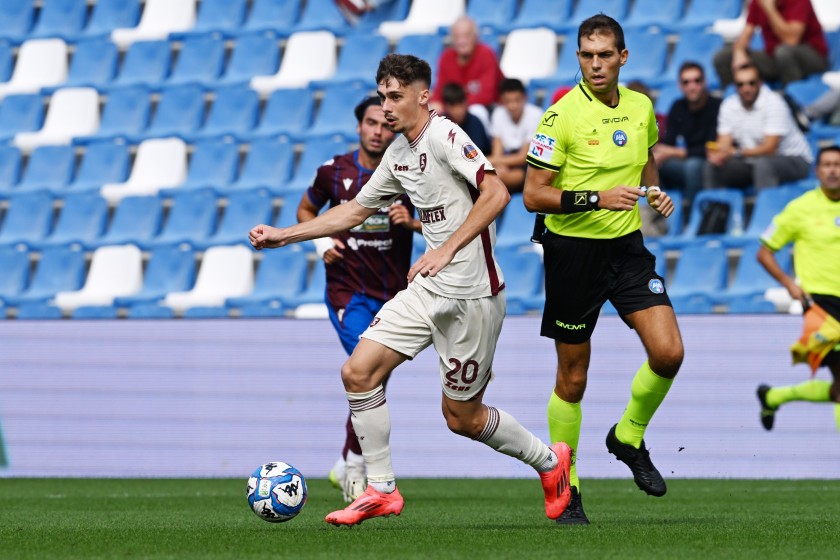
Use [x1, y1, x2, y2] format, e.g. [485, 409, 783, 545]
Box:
[347, 385, 396, 492]
[476, 406, 557, 473]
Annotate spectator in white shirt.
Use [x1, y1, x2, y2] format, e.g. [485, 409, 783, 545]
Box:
[488, 79, 543, 193]
[704, 64, 812, 191]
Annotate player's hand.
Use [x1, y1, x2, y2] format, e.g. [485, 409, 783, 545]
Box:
[599, 186, 643, 211]
[786, 283, 811, 308]
[249, 224, 286, 250]
[646, 187, 675, 218]
[323, 238, 345, 264]
[389, 204, 412, 227]
[407, 246, 455, 283]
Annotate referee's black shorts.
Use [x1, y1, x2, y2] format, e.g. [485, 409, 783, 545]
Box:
[540, 229, 671, 344]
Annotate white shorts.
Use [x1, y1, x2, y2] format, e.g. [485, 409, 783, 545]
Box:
[360, 282, 506, 401]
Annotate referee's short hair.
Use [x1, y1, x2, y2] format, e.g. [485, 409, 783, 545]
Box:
[354, 96, 381, 123]
[578, 13, 625, 52]
[817, 145, 840, 164]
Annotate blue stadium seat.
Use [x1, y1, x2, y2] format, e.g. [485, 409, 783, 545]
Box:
[175, 138, 240, 192]
[295, 0, 351, 35]
[669, 0, 742, 32]
[496, 194, 536, 248]
[111, 40, 172, 88]
[192, 85, 259, 140]
[239, 0, 301, 36]
[644, 239, 667, 279]
[38, 192, 108, 248]
[96, 195, 163, 247]
[717, 240, 791, 306]
[303, 83, 368, 141]
[15, 302, 64, 319]
[656, 32, 724, 89]
[228, 138, 295, 193]
[248, 87, 314, 140]
[785, 76, 830, 109]
[166, 33, 226, 86]
[725, 185, 800, 247]
[559, 0, 629, 32]
[217, 30, 281, 85]
[67, 141, 131, 192]
[287, 138, 347, 192]
[498, 0, 572, 33]
[15, 145, 76, 194]
[125, 304, 176, 319]
[623, 0, 685, 30]
[183, 306, 230, 319]
[79, 86, 151, 142]
[828, 31, 840, 71]
[0, 40, 13, 82]
[677, 188, 745, 244]
[621, 31, 668, 84]
[0, 244, 30, 303]
[496, 248, 543, 315]
[81, 0, 141, 39]
[654, 84, 682, 115]
[196, 189, 273, 249]
[71, 305, 120, 319]
[466, 0, 518, 32]
[0, 145, 22, 197]
[531, 40, 580, 91]
[667, 241, 728, 300]
[115, 244, 197, 307]
[0, 94, 45, 143]
[0, 191, 53, 245]
[0, 0, 35, 44]
[3, 244, 85, 306]
[149, 189, 218, 248]
[137, 84, 205, 141]
[282, 258, 326, 308]
[726, 297, 778, 314]
[62, 37, 119, 89]
[236, 302, 287, 317]
[185, 0, 247, 35]
[273, 191, 306, 228]
[395, 34, 443, 77]
[669, 294, 715, 314]
[311, 34, 389, 88]
[227, 248, 310, 309]
[29, 0, 88, 40]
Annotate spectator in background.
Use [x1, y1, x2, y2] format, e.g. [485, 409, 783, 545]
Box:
[430, 16, 504, 115]
[441, 82, 491, 156]
[805, 86, 840, 126]
[653, 62, 721, 202]
[705, 64, 812, 191]
[625, 80, 667, 142]
[714, 0, 828, 88]
[487, 79, 543, 193]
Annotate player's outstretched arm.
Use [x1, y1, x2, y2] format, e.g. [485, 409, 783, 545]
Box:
[249, 198, 377, 250]
[408, 171, 509, 282]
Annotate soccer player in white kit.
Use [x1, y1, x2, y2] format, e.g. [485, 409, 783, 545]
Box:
[249, 54, 571, 527]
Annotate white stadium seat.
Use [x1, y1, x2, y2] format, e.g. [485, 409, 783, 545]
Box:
[250, 31, 337, 95]
[53, 245, 143, 312]
[111, 0, 196, 48]
[500, 28, 558, 85]
[378, 0, 465, 41]
[164, 245, 255, 314]
[0, 38, 68, 100]
[101, 138, 188, 204]
[14, 87, 101, 151]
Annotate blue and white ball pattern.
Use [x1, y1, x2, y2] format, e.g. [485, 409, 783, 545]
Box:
[247, 461, 307, 523]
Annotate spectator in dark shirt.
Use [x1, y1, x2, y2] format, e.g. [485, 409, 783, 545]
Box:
[653, 62, 721, 202]
[441, 82, 491, 156]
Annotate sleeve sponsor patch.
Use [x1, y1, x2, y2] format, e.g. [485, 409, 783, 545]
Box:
[528, 133, 556, 162]
[461, 142, 479, 161]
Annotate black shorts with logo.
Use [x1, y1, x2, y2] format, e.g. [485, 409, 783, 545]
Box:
[541, 229, 671, 344]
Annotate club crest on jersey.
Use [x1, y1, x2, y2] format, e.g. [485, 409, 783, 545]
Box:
[648, 279, 664, 294]
[462, 142, 479, 161]
[420, 152, 427, 172]
[613, 130, 628, 146]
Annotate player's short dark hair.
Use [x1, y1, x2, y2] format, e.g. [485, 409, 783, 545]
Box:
[354, 96, 381, 123]
[499, 78, 526, 95]
[817, 145, 840, 164]
[441, 82, 466, 105]
[578, 13, 625, 52]
[678, 61, 705, 79]
[376, 53, 432, 88]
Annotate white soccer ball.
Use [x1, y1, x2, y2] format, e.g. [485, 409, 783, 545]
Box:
[246, 461, 307, 523]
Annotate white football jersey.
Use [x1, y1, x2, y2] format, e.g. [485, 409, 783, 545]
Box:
[356, 111, 504, 299]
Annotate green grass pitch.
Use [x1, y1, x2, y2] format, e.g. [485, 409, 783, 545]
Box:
[1, 478, 839, 559]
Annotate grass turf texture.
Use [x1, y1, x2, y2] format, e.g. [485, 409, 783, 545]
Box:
[1, 478, 838, 559]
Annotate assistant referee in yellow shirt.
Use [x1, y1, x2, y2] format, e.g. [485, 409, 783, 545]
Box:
[523, 14, 682, 524]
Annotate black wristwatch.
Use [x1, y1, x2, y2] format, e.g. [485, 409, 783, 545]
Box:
[588, 191, 600, 209]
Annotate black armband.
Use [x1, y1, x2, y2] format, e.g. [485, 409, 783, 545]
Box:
[560, 190, 600, 213]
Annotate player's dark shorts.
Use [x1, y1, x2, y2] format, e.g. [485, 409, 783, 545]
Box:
[812, 294, 840, 368]
[541, 229, 671, 344]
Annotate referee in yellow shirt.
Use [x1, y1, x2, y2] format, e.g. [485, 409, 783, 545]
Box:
[524, 14, 682, 524]
[756, 145, 840, 432]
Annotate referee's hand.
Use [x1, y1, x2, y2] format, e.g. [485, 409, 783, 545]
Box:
[599, 186, 644, 211]
[646, 188, 675, 218]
